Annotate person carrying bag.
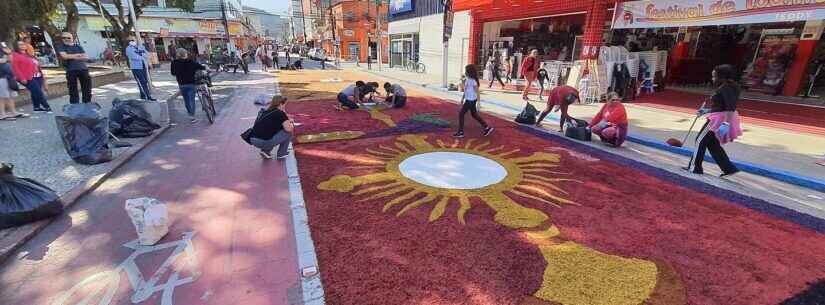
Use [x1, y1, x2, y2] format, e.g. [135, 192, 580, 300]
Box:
[241, 95, 294, 159]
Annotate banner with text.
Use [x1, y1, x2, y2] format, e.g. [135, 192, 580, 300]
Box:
[613, 0, 825, 29]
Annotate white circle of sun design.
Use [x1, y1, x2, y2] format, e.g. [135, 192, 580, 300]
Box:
[398, 152, 508, 190]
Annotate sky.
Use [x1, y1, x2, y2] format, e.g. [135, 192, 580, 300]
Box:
[242, 0, 290, 15]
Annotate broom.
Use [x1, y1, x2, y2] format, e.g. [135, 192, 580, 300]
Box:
[667, 101, 706, 147]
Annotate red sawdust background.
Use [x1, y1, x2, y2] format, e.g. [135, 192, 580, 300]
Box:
[291, 97, 825, 305]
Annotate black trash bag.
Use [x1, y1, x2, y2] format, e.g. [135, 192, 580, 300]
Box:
[564, 118, 592, 141]
[55, 103, 113, 165]
[515, 103, 539, 125]
[0, 163, 64, 229]
[109, 98, 160, 138]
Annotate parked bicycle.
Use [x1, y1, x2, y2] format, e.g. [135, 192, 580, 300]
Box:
[194, 70, 216, 124]
[403, 60, 426, 74]
[52, 232, 199, 305]
[102, 48, 125, 67]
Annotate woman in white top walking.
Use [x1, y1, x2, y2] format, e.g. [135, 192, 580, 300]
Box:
[454, 64, 494, 138]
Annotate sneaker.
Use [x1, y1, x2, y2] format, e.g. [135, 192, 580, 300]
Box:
[681, 167, 703, 175]
[483, 127, 494, 137]
[33, 108, 45, 112]
[190, 117, 199, 124]
[276, 154, 289, 160]
[147, 98, 158, 102]
[452, 131, 465, 138]
[259, 151, 273, 159]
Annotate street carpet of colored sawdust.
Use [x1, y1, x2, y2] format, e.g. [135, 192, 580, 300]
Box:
[276, 69, 374, 101]
[289, 95, 825, 305]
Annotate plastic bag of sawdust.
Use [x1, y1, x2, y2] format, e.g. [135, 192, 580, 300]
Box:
[125, 197, 169, 245]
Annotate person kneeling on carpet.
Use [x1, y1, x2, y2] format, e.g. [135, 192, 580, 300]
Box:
[382, 82, 407, 108]
[589, 92, 628, 147]
[536, 85, 579, 132]
[249, 95, 294, 159]
[364, 82, 381, 102]
[337, 81, 368, 110]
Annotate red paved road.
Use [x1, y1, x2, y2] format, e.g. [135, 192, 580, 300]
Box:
[633, 90, 825, 136]
[0, 73, 301, 305]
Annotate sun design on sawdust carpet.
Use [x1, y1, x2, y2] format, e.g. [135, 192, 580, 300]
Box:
[317, 134, 687, 305]
[318, 134, 579, 229]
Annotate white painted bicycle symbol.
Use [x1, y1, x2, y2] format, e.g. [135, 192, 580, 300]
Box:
[52, 232, 200, 305]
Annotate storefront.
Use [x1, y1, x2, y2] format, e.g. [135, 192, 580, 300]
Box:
[389, 33, 419, 68]
[612, 0, 825, 97]
[454, 0, 613, 64]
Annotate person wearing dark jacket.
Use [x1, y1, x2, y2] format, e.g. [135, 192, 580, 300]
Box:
[250, 95, 294, 159]
[684, 64, 743, 177]
[170, 48, 206, 123]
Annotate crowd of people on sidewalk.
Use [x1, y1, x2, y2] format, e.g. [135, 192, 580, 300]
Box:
[0, 32, 97, 122]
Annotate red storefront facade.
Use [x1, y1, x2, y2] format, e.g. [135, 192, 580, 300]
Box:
[456, 0, 617, 65]
[455, 0, 825, 97]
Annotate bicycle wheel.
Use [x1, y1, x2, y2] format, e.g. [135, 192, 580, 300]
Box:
[416, 63, 426, 74]
[198, 90, 214, 124]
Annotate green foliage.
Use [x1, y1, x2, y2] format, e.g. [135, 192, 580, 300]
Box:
[410, 113, 451, 128]
[163, 0, 196, 12]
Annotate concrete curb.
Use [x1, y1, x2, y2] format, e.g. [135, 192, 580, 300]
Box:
[0, 97, 173, 266]
[359, 68, 825, 193]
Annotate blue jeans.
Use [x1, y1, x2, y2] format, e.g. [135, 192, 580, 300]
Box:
[24, 77, 51, 110]
[131, 68, 153, 100]
[179, 84, 196, 116]
[251, 130, 292, 157]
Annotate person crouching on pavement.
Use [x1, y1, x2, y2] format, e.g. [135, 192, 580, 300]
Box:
[336, 81, 367, 110]
[535, 85, 579, 132]
[685, 64, 742, 178]
[589, 92, 628, 147]
[250, 95, 294, 160]
[382, 82, 406, 108]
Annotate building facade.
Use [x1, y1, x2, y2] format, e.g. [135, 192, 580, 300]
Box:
[70, 0, 257, 61]
[289, 0, 306, 41]
[244, 6, 290, 44]
[326, 0, 389, 63]
[387, 0, 471, 80]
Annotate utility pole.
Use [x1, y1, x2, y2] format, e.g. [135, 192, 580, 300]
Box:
[376, 0, 382, 71]
[220, 0, 232, 51]
[329, 7, 339, 66]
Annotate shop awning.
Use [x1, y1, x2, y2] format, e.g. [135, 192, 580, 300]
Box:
[453, 0, 493, 11]
[614, 0, 825, 29]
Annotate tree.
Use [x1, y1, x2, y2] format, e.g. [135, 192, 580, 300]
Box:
[0, 0, 25, 44]
[78, 0, 196, 53]
[20, 0, 81, 48]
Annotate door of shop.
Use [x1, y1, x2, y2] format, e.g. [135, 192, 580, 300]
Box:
[348, 43, 360, 62]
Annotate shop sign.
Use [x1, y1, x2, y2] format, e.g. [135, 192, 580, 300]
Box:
[390, 0, 414, 15]
[613, 0, 825, 29]
[344, 30, 354, 37]
[198, 21, 225, 34]
[801, 20, 825, 40]
[170, 20, 197, 33]
[228, 22, 243, 36]
[443, 0, 454, 43]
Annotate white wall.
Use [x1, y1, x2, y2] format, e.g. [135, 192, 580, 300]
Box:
[76, 27, 108, 60]
[418, 11, 471, 82]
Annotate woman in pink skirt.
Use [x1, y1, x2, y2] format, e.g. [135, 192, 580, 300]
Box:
[685, 64, 743, 177]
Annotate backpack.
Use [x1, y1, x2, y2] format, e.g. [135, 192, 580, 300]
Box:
[515, 103, 539, 125]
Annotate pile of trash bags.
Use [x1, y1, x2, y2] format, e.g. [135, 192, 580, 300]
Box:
[55, 103, 112, 165]
[109, 99, 161, 138]
[0, 163, 64, 229]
